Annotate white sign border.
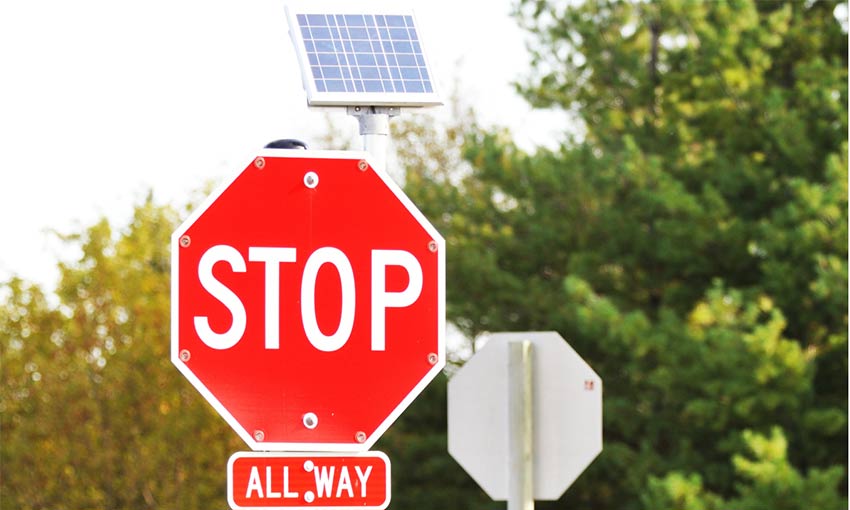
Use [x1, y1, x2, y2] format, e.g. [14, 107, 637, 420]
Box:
[170, 148, 446, 452]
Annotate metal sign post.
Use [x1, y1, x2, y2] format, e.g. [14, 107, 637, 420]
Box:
[348, 106, 399, 175]
[508, 340, 535, 510]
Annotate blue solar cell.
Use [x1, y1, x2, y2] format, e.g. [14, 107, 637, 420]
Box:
[344, 14, 365, 26]
[326, 80, 346, 92]
[401, 67, 420, 80]
[311, 26, 331, 39]
[292, 9, 437, 104]
[315, 40, 334, 52]
[393, 41, 413, 53]
[389, 28, 408, 40]
[386, 15, 405, 27]
[304, 14, 321, 24]
[396, 54, 416, 66]
[353, 40, 371, 52]
[348, 27, 368, 39]
[322, 66, 342, 79]
[404, 80, 424, 93]
[318, 53, 338, 66]
[356, 54, 376, 66]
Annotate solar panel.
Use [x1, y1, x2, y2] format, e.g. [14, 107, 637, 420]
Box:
[285, 5, 442, 107]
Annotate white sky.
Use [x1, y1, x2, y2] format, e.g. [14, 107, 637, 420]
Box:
[0, 0, 564, 291]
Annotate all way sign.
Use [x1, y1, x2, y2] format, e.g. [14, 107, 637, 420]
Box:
[228, 452, 390, 510]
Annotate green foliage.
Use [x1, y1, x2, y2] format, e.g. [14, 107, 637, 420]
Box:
[643, 428, 846, 510]
[400, 0, 847, 508]
[1, 197, 242, 509]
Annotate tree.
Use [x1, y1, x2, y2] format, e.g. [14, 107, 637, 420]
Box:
[1, 197, 243, 509]
[400, 0, 847, 508]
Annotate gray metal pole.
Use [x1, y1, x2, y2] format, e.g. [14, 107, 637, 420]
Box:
[348, 106, 399, 176]
[508, 340, 534, 510]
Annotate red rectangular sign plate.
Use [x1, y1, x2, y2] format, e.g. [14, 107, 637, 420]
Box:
[228, 451, 390, 509]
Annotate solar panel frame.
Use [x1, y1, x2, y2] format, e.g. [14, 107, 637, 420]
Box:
[285, 4, 442, 107]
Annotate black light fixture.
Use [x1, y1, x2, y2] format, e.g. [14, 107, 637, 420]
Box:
[264, 139, 308, 150]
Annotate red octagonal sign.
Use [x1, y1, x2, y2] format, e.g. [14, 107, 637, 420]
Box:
[171, 150, 445, 451]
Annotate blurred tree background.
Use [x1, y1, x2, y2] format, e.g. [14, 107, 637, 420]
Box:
[1, 1, 846, 509]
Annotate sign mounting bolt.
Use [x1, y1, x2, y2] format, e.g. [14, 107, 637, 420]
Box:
[304, 171, 319, 189]
[179, 235, 191, 248]
[253, 430, 265, 442]
[355, 431, 367, 443]
[254, 157, 265, 169]
[428, 352, 439, 365]
[357, 160, 368, 171]
[179, 349, 191, 362]
[302, 412, 318, 429]
[428, 240, 438, 252]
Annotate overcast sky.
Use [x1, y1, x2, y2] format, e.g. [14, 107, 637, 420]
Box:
[0, 0, 564, 291]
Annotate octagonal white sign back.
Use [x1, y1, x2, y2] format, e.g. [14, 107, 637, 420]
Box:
[447, 331, 602, 500]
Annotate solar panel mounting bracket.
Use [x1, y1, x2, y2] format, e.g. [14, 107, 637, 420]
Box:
[346, 106, 399, 174]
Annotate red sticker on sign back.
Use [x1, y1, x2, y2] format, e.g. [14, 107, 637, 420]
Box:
[228, 451, 391, 510]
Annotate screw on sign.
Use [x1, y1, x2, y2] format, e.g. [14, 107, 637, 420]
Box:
[171, 150, 446, 452]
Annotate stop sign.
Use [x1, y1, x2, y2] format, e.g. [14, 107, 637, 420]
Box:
[171, 150, 445, 451]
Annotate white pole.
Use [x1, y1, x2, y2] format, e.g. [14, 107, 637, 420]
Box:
[508, 340, 535, 510]
[349, 106, 399, 178]
[358, 111, 390, 174]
